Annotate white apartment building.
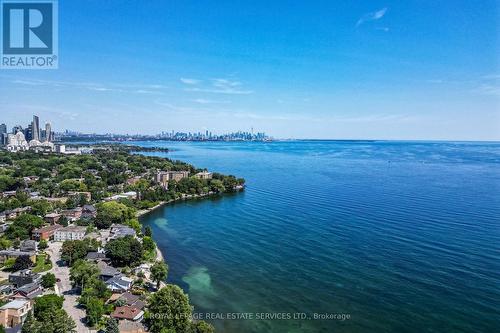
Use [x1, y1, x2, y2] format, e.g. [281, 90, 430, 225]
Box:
[54, 226, 86, 242]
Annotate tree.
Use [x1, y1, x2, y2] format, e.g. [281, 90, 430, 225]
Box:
[209, 179, 225, 193]
[142, 236, 156, 253]
[85, 296, 104, 327]
[5, 214, 44, 240]
[48, 309, 77, 333]
[104, 317, 119, 333]
[58, 216, 69, 227]
[69, 259, 99, 289]
[144, 226, 152, 237]
[61, 238, 100, 266]
[151, 260, 168, 289]
[0, 237, 12, 250]
[0, 175, 17, 191]
[29, 199, 53, 216]
[95, 201, 136, 229]
[38, 239, 48, 250]
[79, 279, 111, 308]
[146, 285, 192, 333]
[192, 321, 216, 333]
[34, 294, 64, 318]
[21, 312, 42, 333]
[25, 294, 77, 333]
[105, 235, 143, 267]
[12, 255, 32, 271]
[42, 272, 57, 289]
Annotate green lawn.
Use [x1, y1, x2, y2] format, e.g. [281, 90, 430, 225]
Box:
[32, 254, 52, 273]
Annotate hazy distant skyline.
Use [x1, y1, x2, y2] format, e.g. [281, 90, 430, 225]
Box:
[0, 0, 499, 140]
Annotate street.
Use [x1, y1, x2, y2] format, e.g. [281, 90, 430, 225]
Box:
[46, 241, 92, 333]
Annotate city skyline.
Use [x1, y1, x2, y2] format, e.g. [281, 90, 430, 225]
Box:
[0, 1, 499, 140]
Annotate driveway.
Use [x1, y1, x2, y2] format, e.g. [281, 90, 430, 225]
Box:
[46, 241, 93, 333]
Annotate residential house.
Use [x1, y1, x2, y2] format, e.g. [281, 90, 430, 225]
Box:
[0, 251, 36, 264]
[0, 214, 6, 223]
[109, 224, 136, 239]
[81, 205, 97, 219]
[86, 252, 108, 262]
[118, 320, 147, 333]
[97, 261, 121, 281]
[3, 207, 31, 220]
[19, 240, 37, 252]
[44, 213, 61, 224]
[111, 306, 144, 322]
[12, 282, 42, 300]
[115, 292, 146, 310]
[104, 191, 137, 202]
[32, 224, 62, 241]
[54, 226, 86, 242]
[195, 171, 213, 179]
[133, 264, 151, 280]
[0, 300, 31, 329]
[0, 223, 8, 233]
[0, 284, 14, 296]
[126, 176, 142, 186]
[8, 270, 41, 288]
[60, 207, 83, 221]
[106, 276, 133, 292]
[22, 176, 39, 185]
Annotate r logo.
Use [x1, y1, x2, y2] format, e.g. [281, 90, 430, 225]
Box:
[2, 2, 53, 54]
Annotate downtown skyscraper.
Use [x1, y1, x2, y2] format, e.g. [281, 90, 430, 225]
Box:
[32, 115, 40, 141]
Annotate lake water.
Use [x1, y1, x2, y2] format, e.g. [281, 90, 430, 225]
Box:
[138, 140, 500, 333]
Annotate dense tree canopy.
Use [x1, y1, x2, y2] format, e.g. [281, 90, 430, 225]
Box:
[95, 201, 136, 229]
[105, 235, 143, 267]
[146, 285, 193, 333]
[61, 238, 100, 266]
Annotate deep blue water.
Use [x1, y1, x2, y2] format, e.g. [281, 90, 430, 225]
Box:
[137, 141, 500, 333]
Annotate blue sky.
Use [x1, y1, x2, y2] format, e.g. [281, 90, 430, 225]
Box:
[1, 0, 499, 140]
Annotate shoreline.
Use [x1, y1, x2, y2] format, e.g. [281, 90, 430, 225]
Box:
[136, 186, 245, 218]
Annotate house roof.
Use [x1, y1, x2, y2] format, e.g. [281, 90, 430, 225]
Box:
[83, 205, 96, 212]
[0, 250, 34, 257]
[0, 299, 28, 310]
[98, 261, 121, 277]
[56, 226, 86, 233]
[44, 213, 61, 218]
[86, 252, 107, 260]
[33, 224, 62, 233]
[117, 292, 146, 310]
[111, 306, 144, 320]
[17, 282, 41, 294]
[118, 320, 147, 333]
[106, 276, 133, 290]
[20, 240, 36, 247]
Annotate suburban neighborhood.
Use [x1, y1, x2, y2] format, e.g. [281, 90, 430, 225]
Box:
[0, 141, 244, 333]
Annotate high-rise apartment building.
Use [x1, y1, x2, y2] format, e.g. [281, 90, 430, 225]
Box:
[32, 115, 40, 141]
[45, 123, 52, 142]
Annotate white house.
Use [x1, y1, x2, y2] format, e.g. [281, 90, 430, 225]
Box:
[54, 226, 86, 242]
[106, 276, 133, 292]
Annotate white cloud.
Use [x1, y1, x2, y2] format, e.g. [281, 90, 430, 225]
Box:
[193, 98, 231, 104]
[185, 78, 254, 95]
[356, 8, 388, 27]
[471, 84, 500, 96]
[180, 78, 201, 85]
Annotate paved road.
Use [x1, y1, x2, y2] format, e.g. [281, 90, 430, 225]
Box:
[46, 241, 91, 333]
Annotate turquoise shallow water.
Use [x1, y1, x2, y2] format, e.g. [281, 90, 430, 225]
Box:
[138, 141, 500, 333]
